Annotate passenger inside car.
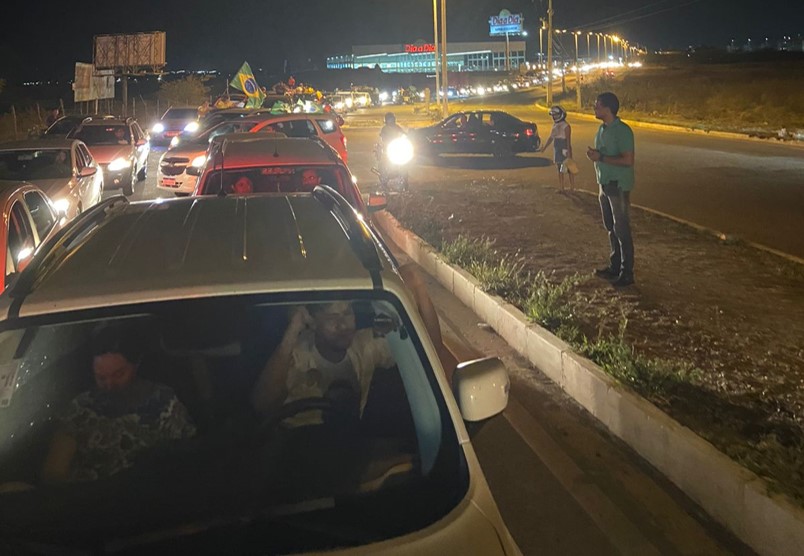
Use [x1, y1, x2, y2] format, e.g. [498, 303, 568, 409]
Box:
[251, 301, 396, 426]
[40, 323, 196, 484]
[216, 167, 341, 195]
[300, 168, 321, 190]
[231, 175, 254, 194]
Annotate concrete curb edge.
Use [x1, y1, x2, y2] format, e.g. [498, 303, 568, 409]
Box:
[374, 210, 804, 556]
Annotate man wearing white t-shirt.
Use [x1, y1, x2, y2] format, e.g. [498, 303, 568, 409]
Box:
[251, 302, 394, 424]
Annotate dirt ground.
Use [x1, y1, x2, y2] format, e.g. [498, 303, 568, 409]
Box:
[386, 167, 804, 502]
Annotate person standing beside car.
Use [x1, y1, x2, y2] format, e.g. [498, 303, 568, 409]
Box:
[586, 92, 636, 287]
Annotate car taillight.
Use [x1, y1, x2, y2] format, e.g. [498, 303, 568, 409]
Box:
[525, 127, 534, 137]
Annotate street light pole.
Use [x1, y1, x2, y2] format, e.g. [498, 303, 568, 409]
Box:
[432, 0, 440, 113]
[539, 20, 544, 67]
[546, 0, 554, 105]
[586, 32, 591, 62]
[574, 32, 581, 109]
[596, 33, 601, 63]
[440, 0, 449, 116]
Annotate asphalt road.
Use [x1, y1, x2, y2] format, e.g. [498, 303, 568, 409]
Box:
[123, 134, 754, 555]
[346, 100, 804, 260]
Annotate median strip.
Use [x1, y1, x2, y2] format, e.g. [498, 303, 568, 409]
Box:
[375, 209, 804, 556]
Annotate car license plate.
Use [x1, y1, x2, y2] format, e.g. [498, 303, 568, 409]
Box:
[165, 131, 180, 137]
[162, 178, 177, 187]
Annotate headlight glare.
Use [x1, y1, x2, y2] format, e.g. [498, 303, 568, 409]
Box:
[152, 123, 165, 133]
[108, 157, 132, 172]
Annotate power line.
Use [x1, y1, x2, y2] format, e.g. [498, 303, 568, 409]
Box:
[573, 0, 675, 31]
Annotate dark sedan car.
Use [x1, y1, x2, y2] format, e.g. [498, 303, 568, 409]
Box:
[150, 106, 199, 146]
[410, 110, 540, 157]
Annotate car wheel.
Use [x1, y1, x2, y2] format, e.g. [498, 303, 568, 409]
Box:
[123, 170, 135, 196]
[137, 163, 147, 182]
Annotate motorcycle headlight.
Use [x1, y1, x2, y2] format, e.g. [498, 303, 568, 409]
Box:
[170, 136, 180, 148]
[52, 198, 71, 214]
[190, 155, 206, 168]
[108, 157, 132, 172]
[184, 121, 200, 133]
[386, 137, 414, 166]
[152, 123, 165, 133]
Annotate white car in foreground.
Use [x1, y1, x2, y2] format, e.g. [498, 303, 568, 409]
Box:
[0, 189, 519, 555]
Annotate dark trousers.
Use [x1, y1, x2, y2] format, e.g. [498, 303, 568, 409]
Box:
[599, 181, 634, 277]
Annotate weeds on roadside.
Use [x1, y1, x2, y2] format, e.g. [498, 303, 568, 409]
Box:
[468, 256, 530, 302]
[441, 235, 495, 267]
[523, 271, 580, 330]
[578, 318, 702, 396]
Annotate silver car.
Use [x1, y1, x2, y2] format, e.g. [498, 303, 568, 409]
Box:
[0, 139, 104, 218]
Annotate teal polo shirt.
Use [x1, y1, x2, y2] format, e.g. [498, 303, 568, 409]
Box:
[594, 117, 635, 191]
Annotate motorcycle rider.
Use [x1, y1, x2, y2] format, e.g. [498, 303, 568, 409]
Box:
[379, 112, 404, 145]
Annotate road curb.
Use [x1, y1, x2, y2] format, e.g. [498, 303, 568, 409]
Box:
[374, 210, 804, 556]
[533, 103, 804, 148]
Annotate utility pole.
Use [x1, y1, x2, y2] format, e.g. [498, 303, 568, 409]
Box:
[505, 31, 511, 71]
[539, 19, 544, 67]
[596, 33, 601, 63]
[433, 0, 440, 113]
[546, 0, 554, 105]
[574, 32, 581, 109]
[586, 32, 591, 62]
[440, 0, 449, 116]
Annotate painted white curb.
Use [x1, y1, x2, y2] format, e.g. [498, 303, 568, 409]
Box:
[375, 210, 804, 556]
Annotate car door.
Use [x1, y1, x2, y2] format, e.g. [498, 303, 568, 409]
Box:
[431, 115, 464, 154]
[4, 198, 38, 289]
[79, 144, 103, 205]
[481, 112, 511, 153]
[72, 144, 93, 208]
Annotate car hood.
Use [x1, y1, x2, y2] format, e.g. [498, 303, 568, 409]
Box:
[164, 141, 208, 158]
[6, 178, 72, 197]
[87, 145, 131, 164]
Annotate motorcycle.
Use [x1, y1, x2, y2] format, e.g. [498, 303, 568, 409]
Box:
[371, 135, 414, 192]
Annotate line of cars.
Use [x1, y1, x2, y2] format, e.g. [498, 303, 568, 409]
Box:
[0, 114, 152, 292]
[0, 106, 520, 553]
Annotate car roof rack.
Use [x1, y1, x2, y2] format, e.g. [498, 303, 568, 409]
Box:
[7, 195, 130, 306]
[311, 185, 384, 288]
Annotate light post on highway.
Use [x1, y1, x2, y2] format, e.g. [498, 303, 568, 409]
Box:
[596, 33, 601, 64]
[574, 31, 581, 109]
[432, 0, 441, 116]
[440, 0, 449, 116]
[586, 32, 592, 63]
[546, 0, 554, 105]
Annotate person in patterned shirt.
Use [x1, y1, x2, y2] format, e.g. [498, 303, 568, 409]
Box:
[41, 324, 196, 483]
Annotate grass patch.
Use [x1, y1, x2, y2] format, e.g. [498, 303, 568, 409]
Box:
[523, 271, 580, 330]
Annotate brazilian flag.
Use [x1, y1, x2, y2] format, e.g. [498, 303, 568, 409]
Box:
[230, 62, 266, 108]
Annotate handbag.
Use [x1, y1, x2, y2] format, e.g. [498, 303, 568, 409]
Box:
[560, 158, 580, 175]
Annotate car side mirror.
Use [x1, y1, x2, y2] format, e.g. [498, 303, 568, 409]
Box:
[367, 192, 387, 213]
[78, 166, 97, 178]
[452, 357, 509, 422]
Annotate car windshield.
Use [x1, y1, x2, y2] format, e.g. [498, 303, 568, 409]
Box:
[72, 125, 131, 146]
[0, 294, 466, 553]
[201, 166, 353, 198]
[163, 108, 198, 120]
[45, 118, 82, 136]
[0, 149, 72, 181]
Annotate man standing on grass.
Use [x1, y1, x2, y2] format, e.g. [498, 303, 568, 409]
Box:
[586, 92, 636, 287]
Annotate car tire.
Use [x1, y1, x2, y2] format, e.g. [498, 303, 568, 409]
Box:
[137, 164, 147, 182]
[122, 171, 135, 196]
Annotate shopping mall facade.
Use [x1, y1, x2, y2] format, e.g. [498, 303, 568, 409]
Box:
[326, 40, 527, 73]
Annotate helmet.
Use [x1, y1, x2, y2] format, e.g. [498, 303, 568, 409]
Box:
[549, 106, 566, 122]
[384, 112, 396, 124]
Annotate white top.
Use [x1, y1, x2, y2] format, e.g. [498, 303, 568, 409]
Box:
[284, 328, 394, 425]
[550, 120, 570, 140]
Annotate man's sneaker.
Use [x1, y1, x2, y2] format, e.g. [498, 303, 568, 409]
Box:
[594, 267, 619, 279]
[611, 274, 635, 287]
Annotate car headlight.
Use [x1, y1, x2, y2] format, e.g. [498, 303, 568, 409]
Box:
[170, 136, 180, 148]
[190, 155, 206, 168]
[52, 198, 71, 214]
[345, 98, 354, 108]
[379, 91, 389, 102]
[184, 121, 200, 133]
[386, 137, 414, 166]
[152, 123, 165, 133]
[108, 157, 132, 172]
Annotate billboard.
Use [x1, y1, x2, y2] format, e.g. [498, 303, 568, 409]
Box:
[405, 43, 436, 53]
[73, 63, 115, 102]
[93, 32, 166, 71]
[489, 10, 523, 36]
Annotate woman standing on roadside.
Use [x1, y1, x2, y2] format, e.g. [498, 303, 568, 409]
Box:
[540, 106, 576, 191]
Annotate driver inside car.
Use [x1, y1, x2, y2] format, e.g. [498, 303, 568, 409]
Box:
[251, 301, 395, 426]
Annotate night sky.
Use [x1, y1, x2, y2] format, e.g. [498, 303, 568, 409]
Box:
[2, 0, 801, 81]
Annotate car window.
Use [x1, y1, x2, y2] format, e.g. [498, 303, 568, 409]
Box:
[72, 125, 131, 146]
[74, 146, 87, 170]
[163, 108, 198, 120]
[0, 294, 467, 552]
[0, 150, 73, 181]
[24, 191, 57, 240]
[78, 145, 94, 167]
[262, 120, 316, 138]
[131, 124, 141, 143]
[6, 201, 36, 278]
[201, 166, 350, 196]
[314, 118, 338, 134]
